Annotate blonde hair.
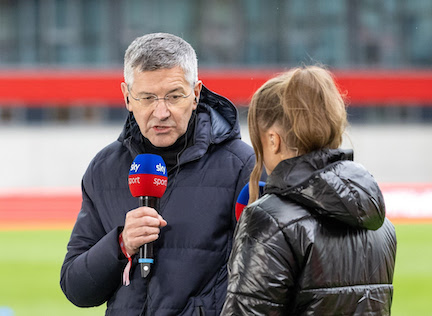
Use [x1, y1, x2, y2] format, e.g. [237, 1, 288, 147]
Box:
[248, 65, 348, 202]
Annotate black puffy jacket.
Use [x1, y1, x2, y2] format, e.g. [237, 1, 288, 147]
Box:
[221, 149, 397, 316]
[60, 86, 256, 315]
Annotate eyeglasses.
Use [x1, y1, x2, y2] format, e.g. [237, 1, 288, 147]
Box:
[128, 86, 194, 107]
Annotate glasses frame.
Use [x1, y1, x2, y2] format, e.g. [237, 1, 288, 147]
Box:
[127, 84, 195, 108]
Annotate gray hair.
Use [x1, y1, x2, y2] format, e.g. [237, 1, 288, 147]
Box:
[124, 33, 198, 87]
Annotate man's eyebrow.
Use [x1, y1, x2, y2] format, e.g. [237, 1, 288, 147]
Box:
[166, 87, 185, 94]
[135, 87, 185, 96]
[134, 90, 156, 97]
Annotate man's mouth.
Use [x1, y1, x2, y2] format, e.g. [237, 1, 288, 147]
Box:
[153, 126, 171, 133]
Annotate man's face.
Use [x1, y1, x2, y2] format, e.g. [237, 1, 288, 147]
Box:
[122, 66, 201, 147]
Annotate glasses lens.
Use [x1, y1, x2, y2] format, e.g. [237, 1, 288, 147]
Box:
[132, 90, 192, 107]
[142, 96, 157, 107]
[167, 94, 184, 105]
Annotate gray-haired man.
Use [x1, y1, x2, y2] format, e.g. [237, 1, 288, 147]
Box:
[60, 33, 258, 315]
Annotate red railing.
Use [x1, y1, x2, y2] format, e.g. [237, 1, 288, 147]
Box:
[1, 69, 432, 106]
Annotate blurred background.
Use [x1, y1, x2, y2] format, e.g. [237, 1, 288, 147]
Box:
[0, 0, 431, 315]
[1, 0, 431, 218]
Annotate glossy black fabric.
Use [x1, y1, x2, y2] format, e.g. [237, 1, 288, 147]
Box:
[221, 149, 397, 316]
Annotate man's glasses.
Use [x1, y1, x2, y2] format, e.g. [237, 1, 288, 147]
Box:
[128, 86, 193, 107]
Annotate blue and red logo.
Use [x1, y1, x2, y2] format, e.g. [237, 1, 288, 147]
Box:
[128, 154, 167, 198]
[235, 181, 266, 220]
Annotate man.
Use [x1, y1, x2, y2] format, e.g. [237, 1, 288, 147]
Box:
[60, 33, 257, 315]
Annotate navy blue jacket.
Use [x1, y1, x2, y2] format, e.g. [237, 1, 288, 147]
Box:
[60, 86, 256, 315]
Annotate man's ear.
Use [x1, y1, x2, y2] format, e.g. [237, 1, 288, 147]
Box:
[193, 81, 203, 110]
[121, 82, 131, 111]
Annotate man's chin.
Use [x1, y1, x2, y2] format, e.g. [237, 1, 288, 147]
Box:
[147, 136, 176, 148]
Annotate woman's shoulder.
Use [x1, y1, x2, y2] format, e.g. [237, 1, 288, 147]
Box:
[241, 194, 315, 239]
[253, 193, 311, 221]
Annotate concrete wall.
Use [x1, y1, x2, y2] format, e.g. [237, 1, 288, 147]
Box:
[1, 123, 431, 190]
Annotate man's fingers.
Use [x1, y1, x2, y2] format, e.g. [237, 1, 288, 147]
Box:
[123, 207, 167, 255]
[127, 206, 159, 219]
[158, 215, 168, 227]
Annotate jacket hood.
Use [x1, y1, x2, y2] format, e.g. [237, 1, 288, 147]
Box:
[265, 149, 386, 230]
[118, 85, 241, 157]
[197, 85, 240, 144]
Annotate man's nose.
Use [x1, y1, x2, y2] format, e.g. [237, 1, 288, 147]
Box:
[152, 100, 171, 119]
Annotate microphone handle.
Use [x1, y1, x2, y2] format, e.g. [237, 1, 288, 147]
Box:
[139, 196, 159, 278]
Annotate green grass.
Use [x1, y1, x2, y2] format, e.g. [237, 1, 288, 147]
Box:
[0, 230, 105, 316]
[392, 224, 432, 315]
[0, 224, 431, 315]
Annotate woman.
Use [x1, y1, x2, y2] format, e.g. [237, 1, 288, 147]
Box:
[221, 65, 396, 315]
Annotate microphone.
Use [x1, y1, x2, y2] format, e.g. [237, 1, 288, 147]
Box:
[128, 154, 168, 278]
[235, 181, 266, 221]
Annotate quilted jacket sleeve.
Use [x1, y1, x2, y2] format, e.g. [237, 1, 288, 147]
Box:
[60, 169, 127, 307]
[221, 203, 301, 315]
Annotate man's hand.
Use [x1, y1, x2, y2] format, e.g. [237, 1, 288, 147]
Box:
[122, 207, 167, 256]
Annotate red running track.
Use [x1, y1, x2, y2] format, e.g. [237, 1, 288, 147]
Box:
[0, 189, 81, 230]
[1, 184, 431, 230]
